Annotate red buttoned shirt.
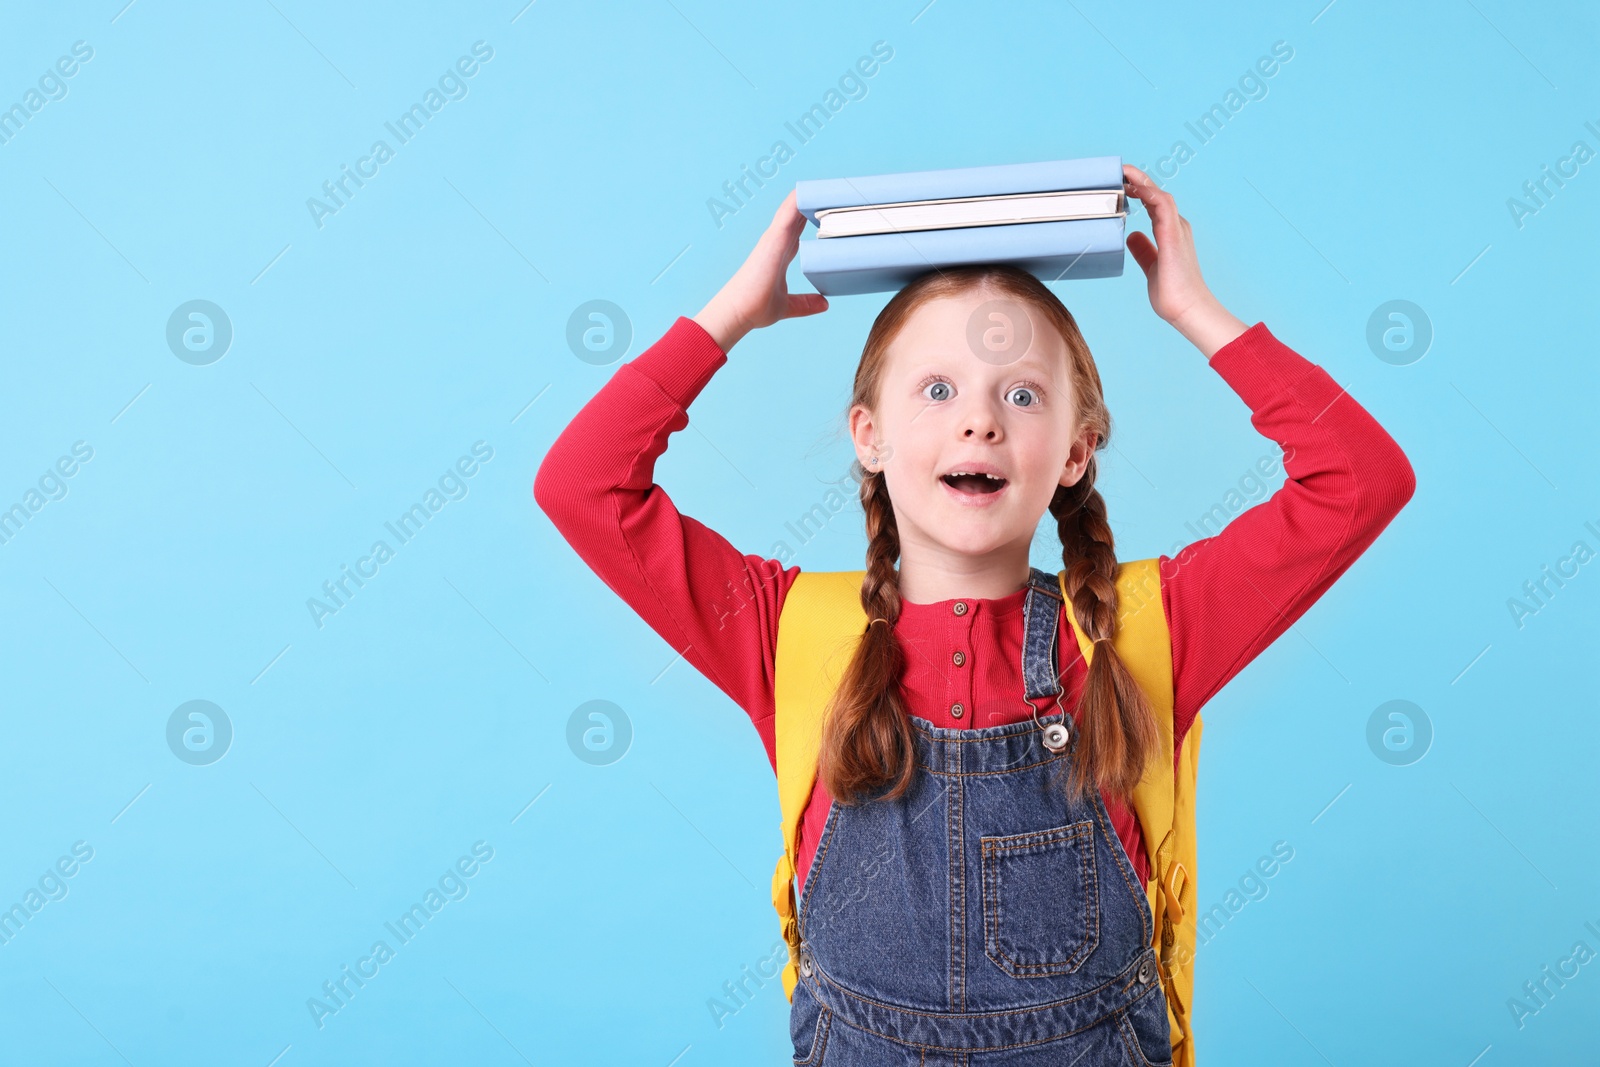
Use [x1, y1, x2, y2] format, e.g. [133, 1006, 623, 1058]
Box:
[534, 315, 1415, 890]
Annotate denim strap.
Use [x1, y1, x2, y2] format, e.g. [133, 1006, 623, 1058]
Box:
[1020, 566, 1064, 703]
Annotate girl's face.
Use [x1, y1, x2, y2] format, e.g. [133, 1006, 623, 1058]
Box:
[850, 291, 1097, 573]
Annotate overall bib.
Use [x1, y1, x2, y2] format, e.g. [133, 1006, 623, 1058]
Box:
[788, 568, 1173, 1066]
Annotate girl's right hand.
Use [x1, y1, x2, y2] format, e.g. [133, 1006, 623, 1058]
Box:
[693, 188, 829, 352]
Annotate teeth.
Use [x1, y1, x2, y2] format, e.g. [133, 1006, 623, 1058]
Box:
[947, 471, 1003, 480]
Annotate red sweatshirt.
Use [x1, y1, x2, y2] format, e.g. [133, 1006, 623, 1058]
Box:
[534, 315, 1414, 892]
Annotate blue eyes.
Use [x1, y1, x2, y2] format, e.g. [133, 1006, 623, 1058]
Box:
[917, 374, 1044, 408]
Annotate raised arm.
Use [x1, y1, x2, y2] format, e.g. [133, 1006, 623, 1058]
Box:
[1118, 165, 1417, 744]
[533, 191, 829, 767]
[1158, 321, 1415, 737]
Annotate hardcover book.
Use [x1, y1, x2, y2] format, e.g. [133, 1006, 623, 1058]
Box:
[794, 156, 1127, 296]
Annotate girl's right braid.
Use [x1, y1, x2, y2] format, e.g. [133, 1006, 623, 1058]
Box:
[817, 463, 915, 803]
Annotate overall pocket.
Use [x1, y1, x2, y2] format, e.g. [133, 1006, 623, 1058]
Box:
[1116, 996, 1175, 1067]
[790, 981, 833, 1066]
[980, 820, 1099, 978]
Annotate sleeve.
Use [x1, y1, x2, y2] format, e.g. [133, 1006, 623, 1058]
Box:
[532, 315, 798, 769]
[1158, 322, 1417, 748]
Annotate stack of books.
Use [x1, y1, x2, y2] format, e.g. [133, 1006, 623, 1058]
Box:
[794, 156, 1127, 296]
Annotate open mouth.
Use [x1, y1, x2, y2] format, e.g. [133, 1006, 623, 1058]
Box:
[940, 472, 1008, 496]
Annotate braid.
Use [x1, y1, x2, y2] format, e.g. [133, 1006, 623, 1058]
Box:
[817, 463, 917, 804]
[1049, 456, 1160, 802]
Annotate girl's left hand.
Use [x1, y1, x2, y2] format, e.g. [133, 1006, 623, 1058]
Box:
[1122, 164, 1218, 328]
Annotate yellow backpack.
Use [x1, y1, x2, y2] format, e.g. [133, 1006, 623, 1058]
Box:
[769, 559, 1200, 1066]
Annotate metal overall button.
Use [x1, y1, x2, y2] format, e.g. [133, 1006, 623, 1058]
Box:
[799, 944, 814, 978]
[1137, 955, 1157, 985]
[1040, 718, 1072, 752]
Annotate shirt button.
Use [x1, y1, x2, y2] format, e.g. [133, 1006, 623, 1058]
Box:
[951, 703, 964, 718]
[953, 601, 967, 616]
[952, 651, 966, 667]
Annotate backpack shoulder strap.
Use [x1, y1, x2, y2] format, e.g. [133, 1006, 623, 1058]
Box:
[772, 570, 866, 1002]
[1058, 558, 1175, 865]
[1059, 557, 1197, 1067]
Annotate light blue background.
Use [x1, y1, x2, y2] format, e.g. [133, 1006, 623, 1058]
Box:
[1, 1, 1595, 1064]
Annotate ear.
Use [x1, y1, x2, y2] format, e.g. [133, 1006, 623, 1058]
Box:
[848, 403, 881, 471]
[1058, 425, 1098, 488]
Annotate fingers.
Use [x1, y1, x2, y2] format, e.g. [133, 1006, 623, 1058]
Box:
[1122, 165, 1165, 274]
[786, 292, 829, 318]
[1123, 162, 1157, 186]
[1122, 163, 1165, 201]
[1126, 230, 1157, 276]
[770, 188, 808, 238]
[1122, 163, 1180, 242]
[761, 188, 810, 267]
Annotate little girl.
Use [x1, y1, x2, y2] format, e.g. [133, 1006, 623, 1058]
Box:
[535, 166, 1415, 1065]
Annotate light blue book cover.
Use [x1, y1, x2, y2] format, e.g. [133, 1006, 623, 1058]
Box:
[798, 217, 1126, 296]
[794, 156, 1126, 295]
[794, 155, 1124, 224]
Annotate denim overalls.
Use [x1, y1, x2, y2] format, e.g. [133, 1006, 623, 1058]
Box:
[789, 567, 1173, 1065]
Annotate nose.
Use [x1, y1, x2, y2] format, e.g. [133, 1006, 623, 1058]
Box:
[960, 399, 1003, 441]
